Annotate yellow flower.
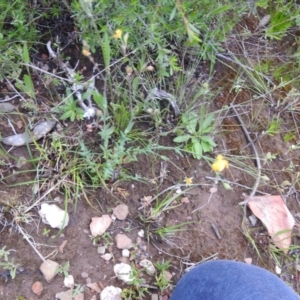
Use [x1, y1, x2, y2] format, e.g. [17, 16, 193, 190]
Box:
[113, 29, 122, 39]
[82, 49, 91, 57]
[184, 177, 193, 186]
[211, 155, 229, 172]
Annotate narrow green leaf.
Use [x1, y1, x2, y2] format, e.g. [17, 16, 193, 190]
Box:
[200, 113, 214, 131]
[23, 42, 30, 64]
[60, 110, 72, 120]
[173, 135, 191, 143]
[169, 7, 177, 21]
[201, 140, 212, 153]
[208, 4, 232, 16]
[102, 31, 111, 69]
[192, 140, 202, 159]
[23, 74, 35, 98]
[200, 136, 217, 147]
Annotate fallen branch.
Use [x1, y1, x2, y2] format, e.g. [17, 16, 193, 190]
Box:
[46, 41, 96, 119]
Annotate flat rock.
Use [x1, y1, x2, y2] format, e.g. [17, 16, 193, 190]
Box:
[90, 215, 112, 237]
[74, 293, 84, 300]
[55, 289, 73, 300]
[40, 259, 60, 283]
[113, 204, 129, 220]
[140, 259, 156, 275]
[115, 233, 133, 249]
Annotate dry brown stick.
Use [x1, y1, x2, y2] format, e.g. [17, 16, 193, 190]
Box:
[230, 104, 261, 206]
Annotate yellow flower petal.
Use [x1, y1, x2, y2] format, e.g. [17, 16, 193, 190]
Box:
[211, 155, 229, 172]
[113, 29, 122, 39]
[184, 177, 193, 186]
[82, 49, 91, 56]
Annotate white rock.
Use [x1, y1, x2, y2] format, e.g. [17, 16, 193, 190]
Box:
[244, 257, 252, 265]
[40, 259, 60, 283]
[138, 229, 144, 238]
[64, 274, 74, 288]
[122, 249, 130, 257]
[275, 265, 282, 274]
[39, 203, 69, 229]
[90, 215, 112, 237]
[101, 253, 112, 261]
[113, 204, 129, 220]
[114, 263, 133, 283]
[97, 245, 107, 254]
[100, 286, 122, 300]
[115, 233, 133, 249]
[139, 259, 156, 275]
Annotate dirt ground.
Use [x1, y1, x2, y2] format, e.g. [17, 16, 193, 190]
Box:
[1, 13, 300, 300]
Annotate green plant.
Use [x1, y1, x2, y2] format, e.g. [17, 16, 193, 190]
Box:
[0, 246, 20, 280]
[42, 228, 51, 236]
[155, 222, 190, 243]
[264, 0, 300, 41]
[15, 74, 35, 99]
[72, 284, 84, 297]
[56, 89, 85, 122]
[265, 118, 282, 136]
[56, 261, 70, 278]
[154, 260, 172, 292]
[70, 0, 247, 78]
[120, 264, 149, 300]
[92, 232, 113, 247]
[173, 111, 216, 159]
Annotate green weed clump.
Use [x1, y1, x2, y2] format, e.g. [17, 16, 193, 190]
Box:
[71, 0, 247, 76]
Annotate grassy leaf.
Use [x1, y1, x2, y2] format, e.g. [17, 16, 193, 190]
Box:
[200, 136, 217, 147]
[23, 42, 30, 64]
[173, 135, 191, 143]
[191, 139, 202, 159]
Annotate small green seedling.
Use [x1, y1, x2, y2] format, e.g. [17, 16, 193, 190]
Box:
[154, 260, 172, 292]
[42, 228, 51, 236]
[57, 89, 85, 122]
[56, 261, 70, 278]
[0, 246, 20, 280]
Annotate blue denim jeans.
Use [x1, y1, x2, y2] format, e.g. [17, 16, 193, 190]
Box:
[170, 260, 300, 300]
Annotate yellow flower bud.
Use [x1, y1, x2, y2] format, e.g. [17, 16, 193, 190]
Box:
[82, 49, 91, 56]
[211, 155, 229, 172]
[113, 29, 122, 39]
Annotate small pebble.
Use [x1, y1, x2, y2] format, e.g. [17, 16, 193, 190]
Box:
[138, 229, 145, 238]
[81, 272, 89, 278]
[122, 249, 130, 257]
[32, 281, 43, 296]
[86, 277, 92, 284]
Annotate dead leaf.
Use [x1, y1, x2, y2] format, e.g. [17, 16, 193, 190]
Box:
[181, 197, 190, 204]
[141, 196, 152, 207]
[87, 282, 101, 293]
[116, 187, 129, 199]
[58, 240, 68, 253]
[246, 194, 295, 253]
